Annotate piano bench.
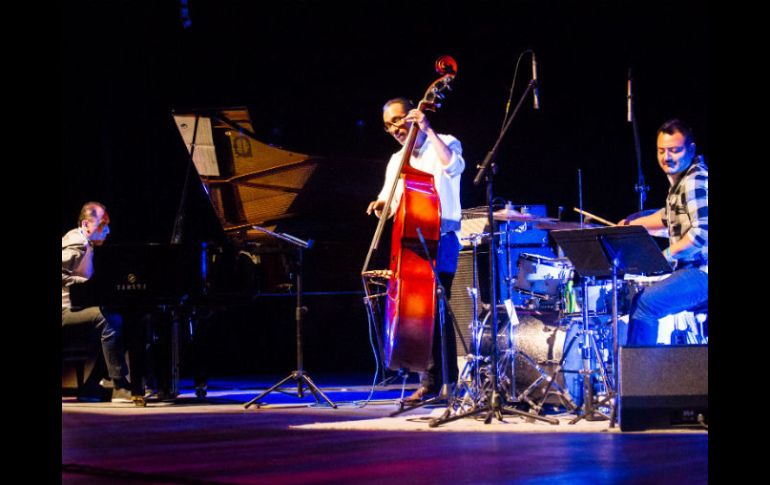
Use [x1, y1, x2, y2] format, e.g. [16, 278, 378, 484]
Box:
[61, 324, 103, 395]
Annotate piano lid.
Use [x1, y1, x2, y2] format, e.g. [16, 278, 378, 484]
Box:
[172, 107, 323, 243]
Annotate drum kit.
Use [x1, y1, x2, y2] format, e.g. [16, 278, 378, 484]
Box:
[445, 205, 707, 422]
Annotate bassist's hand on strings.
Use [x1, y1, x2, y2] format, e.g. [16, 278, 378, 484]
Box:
[406, 109, 430, 133]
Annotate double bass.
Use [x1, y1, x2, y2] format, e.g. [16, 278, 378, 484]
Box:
[362, 56, 457, 372]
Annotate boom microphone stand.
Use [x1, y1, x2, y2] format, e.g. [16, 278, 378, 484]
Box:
[627, 69, 649, 211]
[430, 57, 557, 427]
[244, 226, 336, 409]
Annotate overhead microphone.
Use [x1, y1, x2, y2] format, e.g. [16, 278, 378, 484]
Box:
[531, 52, 540, 110]
[627, 68, 633, 123]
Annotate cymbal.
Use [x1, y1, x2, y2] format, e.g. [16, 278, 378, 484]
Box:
[492, 208, 558, 223]
[534, 221, 603, 230]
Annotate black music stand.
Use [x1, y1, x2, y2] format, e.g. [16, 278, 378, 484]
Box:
[244, 226, 336, 409]
[549, 225, 671, 425]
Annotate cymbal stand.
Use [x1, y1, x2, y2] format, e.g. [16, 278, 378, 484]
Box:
[600, 236, 621, 428]
[533, 276, 614, 423]
[465, 233, 487, 403]
[244, 227, 336, 409]
[566, 276, 614, 423]
[435, 233, 488, 418]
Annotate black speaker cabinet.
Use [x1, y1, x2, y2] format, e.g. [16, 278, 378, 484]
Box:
[619, 345, 708, 431]
[448, 249, 478, 356]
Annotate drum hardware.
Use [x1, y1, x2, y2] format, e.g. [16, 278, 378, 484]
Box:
[562, 280, 627, 316]
[463, 206, 555, 224]
[531, 276, 617, 422]
[659, 310, 707, 345]
[498, 315, 580, 415]
[549, 225, 673, 427]
[432, 220, 559, 426]
[534, 220, 603, 231]
[432, 50, 556, 428]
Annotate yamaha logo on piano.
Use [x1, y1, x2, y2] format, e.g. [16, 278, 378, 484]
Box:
[116, 273, 147, 291]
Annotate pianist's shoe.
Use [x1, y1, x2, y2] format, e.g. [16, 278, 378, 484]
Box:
[101, 377, 154, 401]
[111, 387, 133, 403]
[101, 376, 133, 403]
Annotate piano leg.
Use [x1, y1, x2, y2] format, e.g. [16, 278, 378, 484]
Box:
[189, 310, 210, 399]
[124, 310, 148, 407]
[151, 310, 181, 401]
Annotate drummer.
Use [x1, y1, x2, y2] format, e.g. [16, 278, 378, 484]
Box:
[619, 119, 708, 346]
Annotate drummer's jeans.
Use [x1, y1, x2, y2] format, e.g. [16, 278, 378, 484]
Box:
[626, 267, 708, 346]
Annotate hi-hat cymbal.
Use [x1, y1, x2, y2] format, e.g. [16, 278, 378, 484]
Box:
[492, 208, 558, 223]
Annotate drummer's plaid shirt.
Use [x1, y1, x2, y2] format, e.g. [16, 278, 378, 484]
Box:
[662, 160, 708, 272]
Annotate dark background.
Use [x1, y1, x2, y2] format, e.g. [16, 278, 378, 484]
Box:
[61, 0, 713, 377]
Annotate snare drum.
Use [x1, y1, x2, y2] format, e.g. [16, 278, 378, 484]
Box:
[515, 253, 574, 298]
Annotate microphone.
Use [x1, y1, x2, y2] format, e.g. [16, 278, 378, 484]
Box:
[627, 68, 633, 123]
[531, 52, 540, 110]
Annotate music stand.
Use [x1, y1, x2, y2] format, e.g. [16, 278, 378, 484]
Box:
[549, 226, 671, 425]
[244, 226, 337, 409]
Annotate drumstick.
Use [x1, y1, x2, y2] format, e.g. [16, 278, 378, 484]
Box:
[572, 208, 617, 226]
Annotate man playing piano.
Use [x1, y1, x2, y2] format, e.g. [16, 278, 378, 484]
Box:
[62, 202, 131, 402]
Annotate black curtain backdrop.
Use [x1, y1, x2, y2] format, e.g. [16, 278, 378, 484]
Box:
[61, 0, 714, 376]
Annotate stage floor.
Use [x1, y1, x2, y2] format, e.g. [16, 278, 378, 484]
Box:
[62, 374, 708, 484]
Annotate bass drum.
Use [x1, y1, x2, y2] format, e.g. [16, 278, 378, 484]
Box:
[480, 311, 573, 406]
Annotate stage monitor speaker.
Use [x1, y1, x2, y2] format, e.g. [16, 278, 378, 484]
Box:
[619, 345, 708, 431]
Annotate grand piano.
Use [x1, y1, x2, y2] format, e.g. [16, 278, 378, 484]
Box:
[69, 106, 371, 405]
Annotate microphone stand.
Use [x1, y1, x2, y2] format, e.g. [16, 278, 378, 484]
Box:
[628, 69, 648, 211]
[431, 78, 557, 427]
[243, 225, 336, 409]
